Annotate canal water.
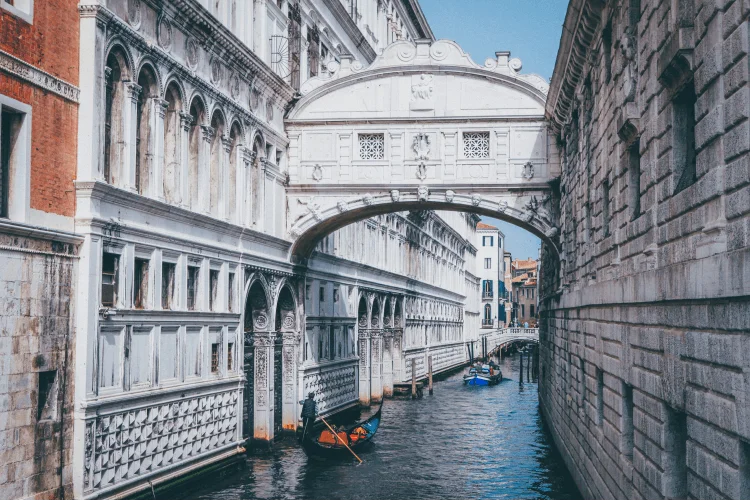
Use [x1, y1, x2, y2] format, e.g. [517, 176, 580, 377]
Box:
[170, 352, 580, 499]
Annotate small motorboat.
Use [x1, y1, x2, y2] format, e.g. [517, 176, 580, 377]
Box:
[463, 363, 502, 386]
[302, 403, 382, 458]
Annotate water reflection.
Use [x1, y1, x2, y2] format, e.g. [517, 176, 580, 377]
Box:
[166, 352, 580, 500]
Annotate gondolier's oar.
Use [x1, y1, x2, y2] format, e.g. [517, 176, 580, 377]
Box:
[320, 417, 363, 464]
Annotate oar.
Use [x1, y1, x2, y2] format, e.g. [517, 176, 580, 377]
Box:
[320, 417, 363, 464]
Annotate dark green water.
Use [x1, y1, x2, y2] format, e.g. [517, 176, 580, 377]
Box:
[170, 352, 580, 499]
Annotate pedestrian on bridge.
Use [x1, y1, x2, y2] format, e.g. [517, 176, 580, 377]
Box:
[300, 392, 318, 443]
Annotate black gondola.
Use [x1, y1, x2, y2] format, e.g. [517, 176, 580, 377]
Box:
[302, 403, 383, 458]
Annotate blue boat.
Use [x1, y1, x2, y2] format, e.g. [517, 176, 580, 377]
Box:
[463, 363, 502, 386]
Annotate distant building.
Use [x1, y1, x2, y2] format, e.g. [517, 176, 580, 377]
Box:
[476, 222, 507, 328]
[511, 258, 538, 326]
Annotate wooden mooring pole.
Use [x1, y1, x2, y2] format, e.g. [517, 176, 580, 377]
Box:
[519, 350, 524, 383]
[411, 359, 417, 399]
[428, 355, 434, 395]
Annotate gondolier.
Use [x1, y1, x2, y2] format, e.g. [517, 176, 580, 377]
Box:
[299, 392, 318, 443]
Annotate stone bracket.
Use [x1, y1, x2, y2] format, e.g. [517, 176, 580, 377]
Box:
[657, 28, 695, 91]
[616, 102, 640, 145]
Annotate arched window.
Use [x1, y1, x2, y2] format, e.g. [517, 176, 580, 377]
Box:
[187, 98, 205, 211]
[250, 135, 265, 226]
[104, 49, 130, 185]
[228, 122, 242, 222]
[163, 82, 182, 204]
[483, 303, 492, 321]
[209, 110, 225, 216]
[136, 65, 159, 195]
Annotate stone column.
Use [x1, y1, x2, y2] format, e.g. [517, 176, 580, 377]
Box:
[370, 330, 384, 402]
[179, 112, 192, 207]
[358, 330, 371, 406]
[253, 331, 275, 444]
[281, 331, 299, 433]
[199, 125, 214, 214]
[241, 148, 255, 227]
[382, 330, 394, 397]
[123, 82, 142, 192]
[221, 135, 232, 220]
[393, 330, 404, 383]
[152, 98, 168, 201]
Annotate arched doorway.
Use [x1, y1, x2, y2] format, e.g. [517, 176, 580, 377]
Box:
[357, 296, 370, 405]
[274, 284, 298, 437]
[370, 297, 383, 402]
[243, 280, 269, 442]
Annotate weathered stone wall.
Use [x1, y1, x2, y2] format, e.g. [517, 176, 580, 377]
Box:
[0, 232, 77, 499]
[541, 0, 750, 498]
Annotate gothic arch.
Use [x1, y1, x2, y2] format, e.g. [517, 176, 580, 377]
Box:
[370, 297, 381, 329]
[242, 273, 273, 333]
[271, 278, 300, 331]
[357, 295, 369, 329]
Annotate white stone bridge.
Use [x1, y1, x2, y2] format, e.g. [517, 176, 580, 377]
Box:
[284, 39, 562, 260]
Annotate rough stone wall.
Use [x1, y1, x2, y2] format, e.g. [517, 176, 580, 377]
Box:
[0, 234, 77, 499]
[541, 0, 750, 498]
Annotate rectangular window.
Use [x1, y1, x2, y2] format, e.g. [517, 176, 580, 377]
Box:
[622, 383, 634, 460]
[603, 179, 611, 237]
[101, 252, 119, 307]
[740, 441, 750, 499]
[673, 83, 697, 194]
[329, 327, 335, 360]
[482, 236, 494, 246]
[664, 407, 687, 498]
[629, 139, 641, 219]
[37, 370, 57, 421]
[0, 0, 33, 23]
[185, 328, 201, 377]
[228, 272, 235, 312]
[187, 265, 199, 311]
[463, 132, 490, 159]
[358, 133, 385, 160]
[209, 269, 219, 311]
[530, 305, 535, 317]
[484, 258, 491, 269]
[597, 368, 605, 425]
[211, 343, 220, 373]
[133, 258, 149, 309]
[0, 108, 20, 218]
[159, 329, 178, 381]
[319, 286, 325, 302]
[130, 328, 152, 386]
[602, 21, 613, 84]
[521, 304, 525, 317]
[227, 342, 234, 372]
[161, 262, 176, 310]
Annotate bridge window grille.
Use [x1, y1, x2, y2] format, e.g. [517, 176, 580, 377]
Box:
[359, 133, 384, 160]
[463, 132, 490, 159]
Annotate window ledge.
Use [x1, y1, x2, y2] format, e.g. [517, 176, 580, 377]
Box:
[1, 1, 33, 24]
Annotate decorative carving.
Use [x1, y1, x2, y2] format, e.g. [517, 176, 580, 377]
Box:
[359, 134, 385, 160]
[509, 57, 523, 72]
[311, 164, 323, 181]
[255, 349, 268, 388]
[390, 190, 400, 202]
[463, 132, 490, 159]
[497, 200, 509, 213]
[337, 200, 348, 212]
[522, 162, 535, 180]
[0, 51, 80, 103]
[410, 73, 434, 110]
[127, 0, 141, 27]
[524, 194, 557, 231]
[82, 390, 238, 494]
[362, 194, 373, 206]
[186, 38, 200, 69]
[229, 73, 241, 100]
[250, 90, 260, 112]
[158, 16, 173, 51]
[471, 193, 482, 206]
[416, 163, 427, 180]
[266, 100, 274, 121]
[210, 58, 223, 85]
[413, 133, 430, 160]
[620, 27, 637, 103]
[298, 197, 322, 221]
[254, 313, 269, 330]
[418, 186, 429, 201]
[445, 190, 455, 202]
[303, 365, 356, 414]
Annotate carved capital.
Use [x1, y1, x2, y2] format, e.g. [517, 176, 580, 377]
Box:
[657, 28, 695, 92]
[125, 82, 142, 103]
[221, 135, 233, 153]
[154, 98, 169, 119]
[179, 112, 194, 132]
[200, 125, 216, 143]
[241, 147, 256, 164]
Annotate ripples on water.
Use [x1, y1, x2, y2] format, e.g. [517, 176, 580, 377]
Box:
[168, 353, 580, 500]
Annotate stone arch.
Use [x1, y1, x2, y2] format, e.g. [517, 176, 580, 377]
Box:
[273, 282, 298, 332]
[240, 274, 271, 441]
[103, 44, 133, 187]
[161, 74, 187, 110]
[227, 120, 243, 222]
[187, 94, 206, 211]
[135, 58, 163, 96]
[383, 297, 393, 328]
[135, 63, 160, 195]
[394, 297, 403, 329]
[163, 80, 183, 205]
[357, 295, 368, 329]
[243, 275, 272, 333]
[104, 39, 135, 81]
[370, 297, 381, 328]
[209, 108, 226, 216]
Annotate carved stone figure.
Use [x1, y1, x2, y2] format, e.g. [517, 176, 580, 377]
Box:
[362, 194, 373, 206]
[620, 26, 637, 103]
[390, 189, 400, 202]
[418, 186, 429, 201]
[311, 164, 323, 181]
[410, 74, 434, 111]
[471, 193, 482, 206]
[337, 200, 348, 212]
[445, 190, 455, 202]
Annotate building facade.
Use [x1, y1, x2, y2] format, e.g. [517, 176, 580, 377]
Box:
[0, 0, 81, 498]
[541, 0, 750, 498]
[476, 222, 507, 328]
[511, 258, 538, 326]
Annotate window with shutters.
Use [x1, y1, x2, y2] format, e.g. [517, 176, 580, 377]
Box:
[463, 132, 490, 159]
[359, 134, 384, 160]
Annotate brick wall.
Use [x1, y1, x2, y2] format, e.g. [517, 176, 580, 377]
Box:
[541, 0, 750, 498]
[0, 234, 77, 499]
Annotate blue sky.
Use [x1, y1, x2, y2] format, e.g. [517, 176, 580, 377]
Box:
[420, 0, 568, 259]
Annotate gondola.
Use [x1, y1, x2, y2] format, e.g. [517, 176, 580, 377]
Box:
[302, 403, 383, 458]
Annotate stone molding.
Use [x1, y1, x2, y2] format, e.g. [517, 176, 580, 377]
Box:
[0, 49, 80, 103]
